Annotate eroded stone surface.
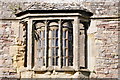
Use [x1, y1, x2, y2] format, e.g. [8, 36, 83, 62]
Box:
[0, 1, 119, 78]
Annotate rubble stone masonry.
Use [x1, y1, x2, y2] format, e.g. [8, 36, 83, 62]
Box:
[88, 19, 119, 78]
[0, 1, 119, 78]
[0, 20, 19, 78]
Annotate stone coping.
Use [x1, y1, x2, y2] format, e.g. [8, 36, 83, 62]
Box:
[21, 3, 91, 12]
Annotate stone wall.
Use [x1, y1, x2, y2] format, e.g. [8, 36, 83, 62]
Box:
[88, 19, 119, 78]
[95, 21, 119, 78]
[0, 1, 119, 78]
[0, 1, 119, 19]
[0, 20, 22, 78]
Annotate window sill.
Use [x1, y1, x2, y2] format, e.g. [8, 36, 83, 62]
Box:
[32, 66, 90, 72]
[19, 66, 90, 73]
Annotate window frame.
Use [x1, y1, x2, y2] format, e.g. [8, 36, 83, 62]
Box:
[25, 17, 81, 71]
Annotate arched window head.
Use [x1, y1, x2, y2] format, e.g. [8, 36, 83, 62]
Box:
[49, 21, 58, 27]
[62, 21, 73, 28]
[35, 22, 45, 30]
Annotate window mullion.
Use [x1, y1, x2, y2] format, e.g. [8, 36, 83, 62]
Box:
[45, 20, 47, 68]
[58, 19, 62, 68]
[54, 30, 56, 66]
[27, 19, 32, 69]
[73, 18, 79, 70]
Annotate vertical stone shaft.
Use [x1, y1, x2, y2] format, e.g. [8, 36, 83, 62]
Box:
[73, 17, 80, 70]
[45, 20, 47, 67]
[58, 19, 62, 68]
[27, 19, 32, 69]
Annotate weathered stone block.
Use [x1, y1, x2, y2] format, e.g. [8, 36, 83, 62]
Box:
[0, 28, 4, 35]
[9, 46, 19, 56]
[21, 71, 34, 78]
[0, 60, 4, 67]
[4, 60, 12, 65]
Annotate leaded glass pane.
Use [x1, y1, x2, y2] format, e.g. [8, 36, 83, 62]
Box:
[34, 20, 73, 68]
[62, 21, 73, 66]
[35, 22, 45, 67]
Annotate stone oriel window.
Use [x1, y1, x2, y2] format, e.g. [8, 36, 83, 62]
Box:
[16, 3, 93, 78]
[18, 19, 91, 72]
[16, 9, 93, 74]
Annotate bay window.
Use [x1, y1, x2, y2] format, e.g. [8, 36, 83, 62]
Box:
[16, 9, 93, 73]
[16, 4, 93, 78]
